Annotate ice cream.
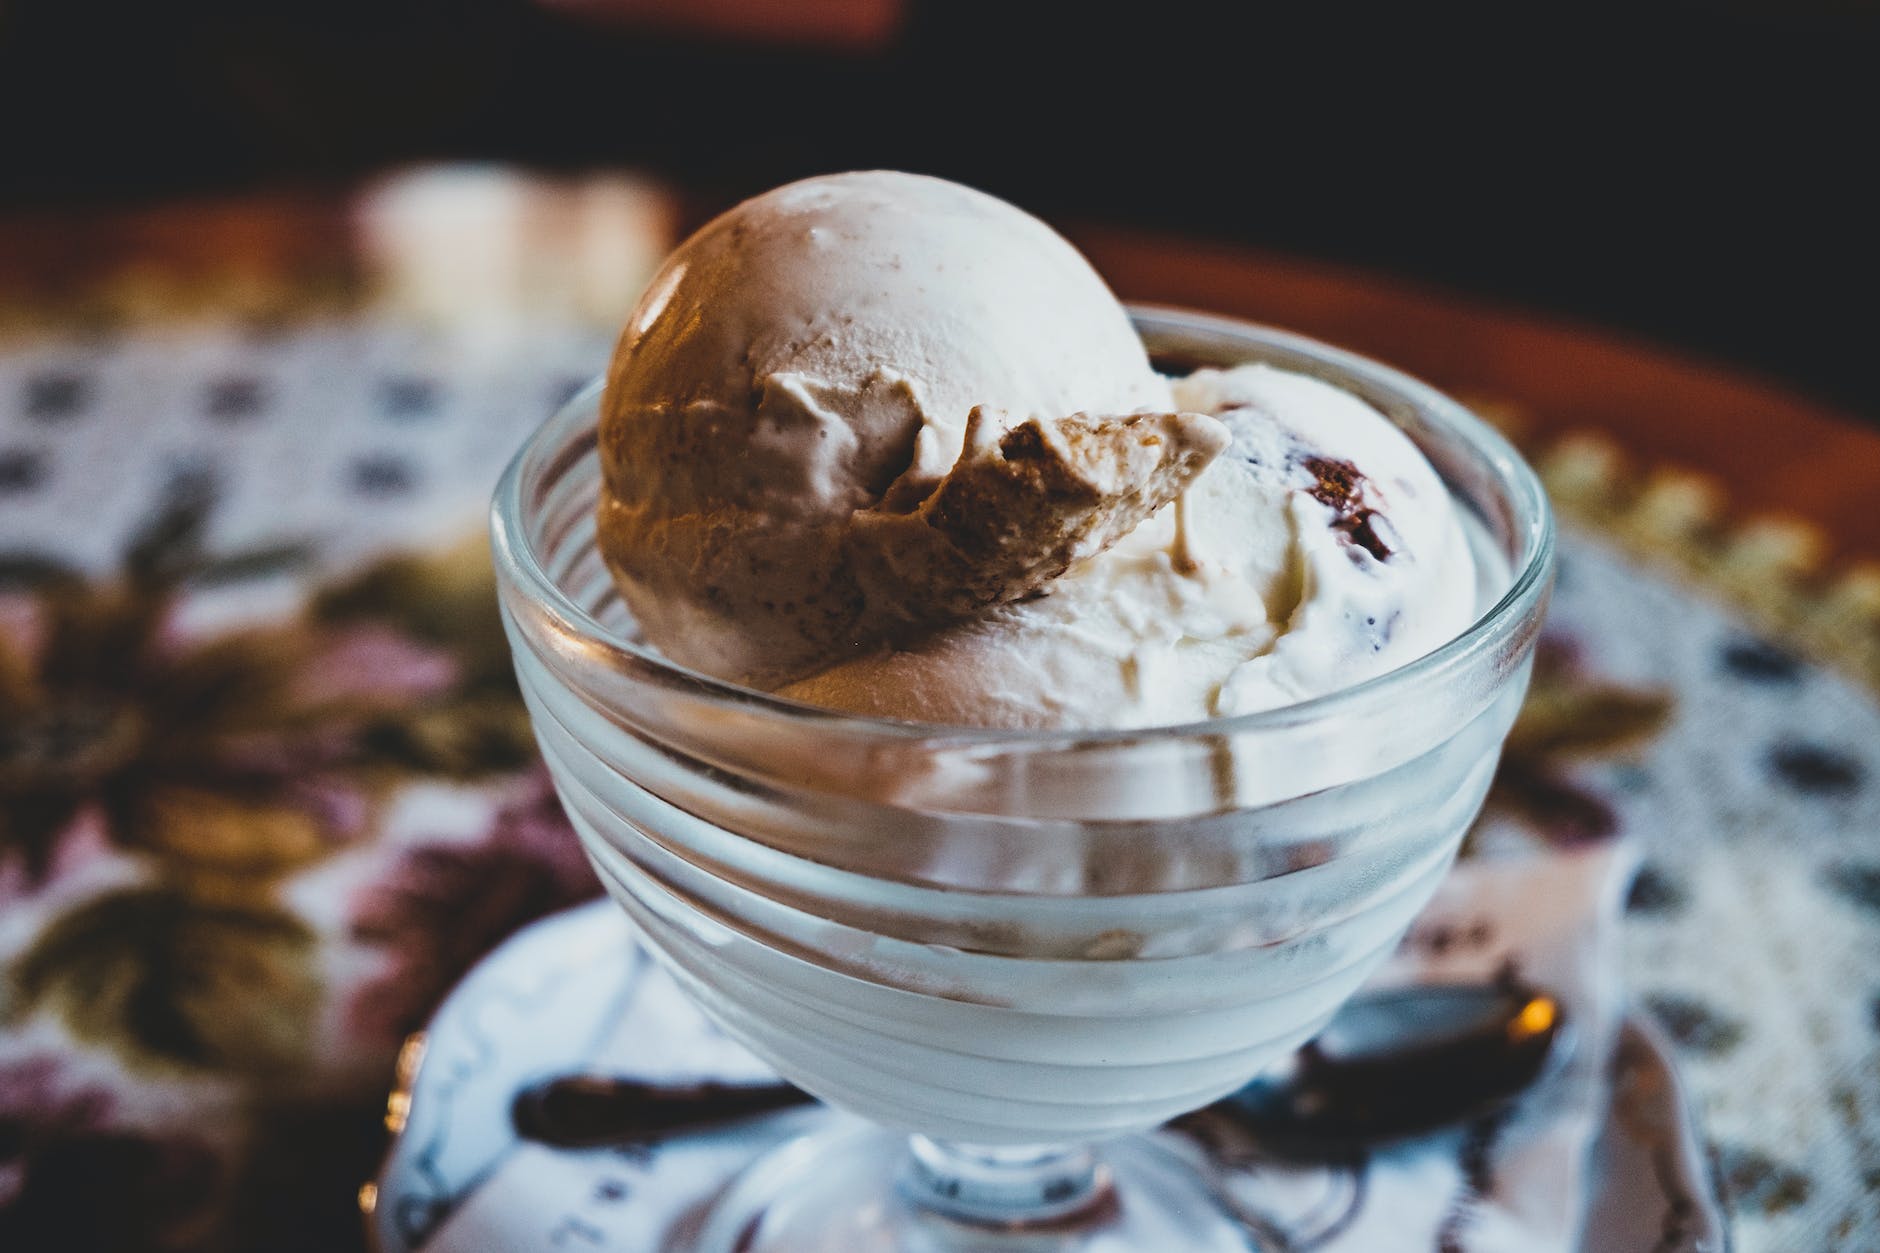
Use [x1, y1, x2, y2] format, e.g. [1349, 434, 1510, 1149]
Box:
[598, 171, 1478, 727]
[597, 170, 1198, 688]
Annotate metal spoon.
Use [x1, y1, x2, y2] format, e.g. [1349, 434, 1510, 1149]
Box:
[1178, 983, 1570, 1160]
[511, 983, 1567, 1156]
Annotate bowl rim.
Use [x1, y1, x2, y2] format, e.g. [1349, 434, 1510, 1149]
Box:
[489, 304, 1556, 748]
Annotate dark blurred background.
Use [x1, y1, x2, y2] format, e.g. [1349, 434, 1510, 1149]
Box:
[2, 0, 1875, 418]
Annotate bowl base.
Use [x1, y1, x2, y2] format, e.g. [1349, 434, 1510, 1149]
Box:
[677, 1121, 1266, 1252]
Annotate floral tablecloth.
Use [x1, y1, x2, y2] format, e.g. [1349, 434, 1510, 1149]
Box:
[1, 307, 1876, 1251]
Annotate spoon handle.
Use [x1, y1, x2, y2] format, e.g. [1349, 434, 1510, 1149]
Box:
[511, 985, 1568, 1154]
[513, 1076, 813, 1149]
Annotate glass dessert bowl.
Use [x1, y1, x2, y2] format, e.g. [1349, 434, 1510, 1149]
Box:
[490, 308, 1555, 1252]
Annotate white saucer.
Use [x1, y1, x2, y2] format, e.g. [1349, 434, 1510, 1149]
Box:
[369, 901, 1728, 1253]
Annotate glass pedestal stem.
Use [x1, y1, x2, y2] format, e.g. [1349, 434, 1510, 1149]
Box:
[903, 1136, 1113, 1226]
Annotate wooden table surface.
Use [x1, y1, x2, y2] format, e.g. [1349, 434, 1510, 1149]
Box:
[3, 172, 1875, 564]
[1071, 227, 1880, 566]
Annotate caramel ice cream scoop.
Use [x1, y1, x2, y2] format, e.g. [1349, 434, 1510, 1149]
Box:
[597, 170, 1195, 685]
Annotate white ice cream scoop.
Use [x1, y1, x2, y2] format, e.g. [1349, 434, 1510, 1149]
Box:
[779, 365, 1481, 729]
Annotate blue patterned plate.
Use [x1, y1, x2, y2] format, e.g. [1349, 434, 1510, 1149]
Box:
[368, 901, 1727, 1253]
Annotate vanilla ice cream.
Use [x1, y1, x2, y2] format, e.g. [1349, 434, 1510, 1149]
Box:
[599, 171, 1479, 727]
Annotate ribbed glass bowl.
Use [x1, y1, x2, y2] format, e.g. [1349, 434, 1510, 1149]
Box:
[489, 307, 1554, 1251]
